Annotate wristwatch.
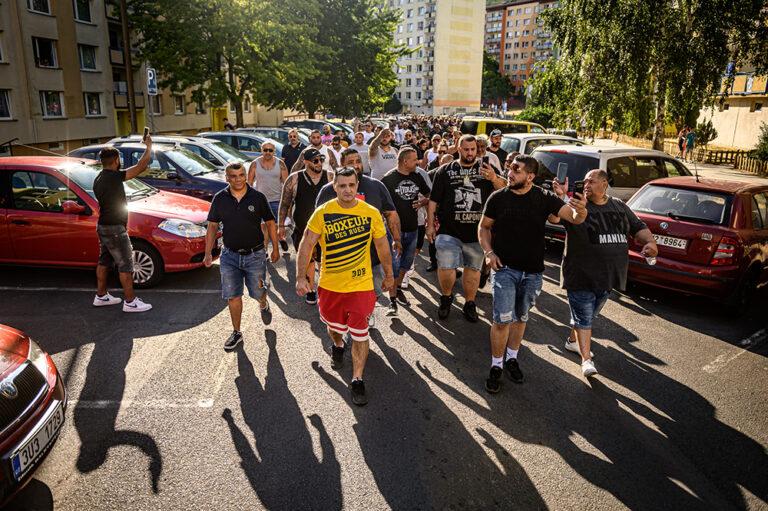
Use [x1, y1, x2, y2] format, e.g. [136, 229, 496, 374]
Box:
[484, 249, 495, 257]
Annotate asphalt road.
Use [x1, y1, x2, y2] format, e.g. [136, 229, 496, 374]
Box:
[1, 247, 767, 511]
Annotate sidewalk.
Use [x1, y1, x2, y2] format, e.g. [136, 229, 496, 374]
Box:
[591, 138, 768, 184]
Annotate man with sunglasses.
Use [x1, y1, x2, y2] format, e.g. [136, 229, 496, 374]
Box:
[478, 155, 587, 393]
[204, 162, 280, 351]
[290, 130, 338, 174]
[278, 148, 333, 304]
[247, 140, 290, 252]
[281, 128, 306, 173]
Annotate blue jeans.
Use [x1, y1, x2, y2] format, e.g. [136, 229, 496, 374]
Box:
[268, 201, 279, 222]
[567, 290, 610, 329]
[491, 267, 543, 324]
[393, 230, 418, 277]
[434, 234, 484, 271]
[220, 248, 268, 300]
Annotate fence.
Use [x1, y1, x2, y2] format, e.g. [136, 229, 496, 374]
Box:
[614, 133, 758, 167]
[734, 153, 768, 176]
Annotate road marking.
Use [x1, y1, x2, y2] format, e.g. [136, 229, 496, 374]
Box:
[0, 286, 220, 294]
[703, 328, 768, 374]
[70, 398, 214, 409]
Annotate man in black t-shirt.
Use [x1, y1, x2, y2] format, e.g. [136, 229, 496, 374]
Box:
[427, 135, 506, 322]
[92, 138, 153, 313]
[478, 154, 587, 393]
[281, 128, 306, 174]
[487, 129, 508, 167]
[204, 162, 279, 351]
[381, 147, 431, 316]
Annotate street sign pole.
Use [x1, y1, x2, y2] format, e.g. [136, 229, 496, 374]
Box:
[146, 66, 157, 133]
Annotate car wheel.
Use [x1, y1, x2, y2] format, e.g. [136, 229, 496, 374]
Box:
[726, 270, 758, 315]
[131, 240, 165, 288]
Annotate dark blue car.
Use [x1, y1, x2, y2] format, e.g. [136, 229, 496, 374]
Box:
[68, 143, 228, 201]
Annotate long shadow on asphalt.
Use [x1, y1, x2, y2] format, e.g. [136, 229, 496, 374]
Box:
[222, 330, 343, 509]
[3, 479, 53, 511]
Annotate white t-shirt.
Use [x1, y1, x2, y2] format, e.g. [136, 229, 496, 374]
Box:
[394, 128, 406, 145]
[362, 131, 375, 144]
[369, 145, 398, 181]
[426, 148, 440, 164]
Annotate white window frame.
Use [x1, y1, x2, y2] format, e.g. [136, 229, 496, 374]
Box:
[27, 0, 51, 14]
[83, 92, 102, 116]
[0, 90, 12, 120]
[78, 44, 98, 71]
[40, 91, 65, 118]
[33, 37, 58, 68]
[73, 0, 92, 22]
[173, 95, 185, 115]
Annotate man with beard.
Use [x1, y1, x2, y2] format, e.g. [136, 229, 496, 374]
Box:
[478, 155, 587, 393]
[368, 127, 398, 180]
[290, 129, 338, 173]
[426, 135, 506, 322]
[348, 132, 371, 175]
[282, 128, 306, 172]
[487, 129, 508, 166]
[279, 148, 333, 304]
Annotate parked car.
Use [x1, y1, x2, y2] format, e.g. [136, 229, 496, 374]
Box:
[281, 119, 351, 135]
[197, 132, 283, 159]
[500, 133, 584, 155]
[68, 143, 227, 201]
[459, 117, 546, 136]
[532, 145, 694, 242]
[236, 127, 310, 146]
[107, 135, 251, 170]
[0, 323, 66, 506]
[626, 177, 768, 309]
[0, 157, 221, 286]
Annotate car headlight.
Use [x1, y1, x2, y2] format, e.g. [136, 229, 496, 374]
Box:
[27, 338, 50, 377]
[158, 219, 207, 238]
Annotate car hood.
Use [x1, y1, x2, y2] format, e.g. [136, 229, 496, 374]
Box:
[128, 190, 210, 223]
[198, 170, 227, 182]
[0, 325, 30, 378]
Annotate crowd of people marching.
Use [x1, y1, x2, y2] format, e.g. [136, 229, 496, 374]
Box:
[91, 115, 658, 406]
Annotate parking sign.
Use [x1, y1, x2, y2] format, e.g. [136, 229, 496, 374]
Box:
[147, 68, 158, 96]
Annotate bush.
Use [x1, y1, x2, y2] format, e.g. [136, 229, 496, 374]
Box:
[754, 122, 768, 161]
[514, 106, 555, 128]
[696, 118, 718, 148]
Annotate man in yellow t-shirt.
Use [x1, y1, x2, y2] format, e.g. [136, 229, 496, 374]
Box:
[296, 167, 394, 406]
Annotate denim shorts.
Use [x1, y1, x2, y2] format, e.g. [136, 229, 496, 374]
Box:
[96, 224, 134, 273]
[435, 234, 484, 271]
[491, 267, 543, 324]
[393, 230, 419, 276]
[220, 248, 268, 300]
[371, 230, 398, 277]
[567, 289, 610, 329]
[268, 201, 279, 221]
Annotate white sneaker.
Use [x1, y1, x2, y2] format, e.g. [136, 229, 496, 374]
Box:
[93, 293, 122, 307]
[565, 339, 593, 358]
[123, 297, 152, 313]
[368, 313, 376, 329]
[401, 267, 414, 289]
[582, 359, 598, 377]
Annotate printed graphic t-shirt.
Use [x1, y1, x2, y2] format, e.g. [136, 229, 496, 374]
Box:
[307, 199, 386, 293]
[381, 169, 431, 232]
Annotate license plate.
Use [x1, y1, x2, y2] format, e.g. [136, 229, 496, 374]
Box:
[11, 401, 65, 481]
[654, 234, 688, 250]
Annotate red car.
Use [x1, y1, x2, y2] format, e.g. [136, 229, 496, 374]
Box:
[627, 176, 768, 309]
[0, 324, 66, 505]
[0, 157, 221, 287]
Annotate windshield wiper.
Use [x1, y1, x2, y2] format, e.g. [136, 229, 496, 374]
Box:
[665, 211, 718, 224]
[129, 189, 154, 200]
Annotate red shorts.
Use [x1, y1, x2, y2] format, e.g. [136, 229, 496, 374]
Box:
[317, 287, 377, 341]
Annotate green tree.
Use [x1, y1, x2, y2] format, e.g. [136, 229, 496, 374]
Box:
[530, 0, 768, 149]
[515, 105, 555, 127]
[383, 94, 403, 114]
[481, 51, 514, 104]
[754, 122, 768, 162]
[696, 118, 718, 149]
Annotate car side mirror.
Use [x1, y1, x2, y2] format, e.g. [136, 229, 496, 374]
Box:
[62, 200, 87, 215]
[167, 171, 180, 180]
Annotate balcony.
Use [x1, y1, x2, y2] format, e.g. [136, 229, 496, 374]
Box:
[109, 47, 140, 67]
[114, 91, 145, 109]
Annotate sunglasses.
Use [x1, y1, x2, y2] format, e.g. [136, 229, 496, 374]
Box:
[262, 148, 274, 152]
[312, 158, 324, 164]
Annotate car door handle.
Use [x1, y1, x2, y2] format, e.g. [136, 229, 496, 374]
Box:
[11, 219, 31, 226]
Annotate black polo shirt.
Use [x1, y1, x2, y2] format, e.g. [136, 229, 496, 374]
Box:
[207, 185, 274, 250]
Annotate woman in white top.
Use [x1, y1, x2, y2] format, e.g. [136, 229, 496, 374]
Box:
[248, 140, 290, 250]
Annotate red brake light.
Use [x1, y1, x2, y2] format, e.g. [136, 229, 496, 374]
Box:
[548, 149, 569, 154]
[710, 236, 739, 266]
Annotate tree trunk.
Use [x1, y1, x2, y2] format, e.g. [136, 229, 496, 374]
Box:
[234, 98, 244, 127]
[651, 71, 666, 151]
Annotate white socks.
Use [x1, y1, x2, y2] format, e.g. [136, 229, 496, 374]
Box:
[491, 356, 504, 368]
[506, 348, 518, 360]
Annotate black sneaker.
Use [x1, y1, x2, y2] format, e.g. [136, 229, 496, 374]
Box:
[224, 331, 243, 351]
[331, 344, 345, 369]
[259, 301, 272, 325]
[438, 295, 453, 319]
[279, 239, 289, 252]
[305, 291, 317, 304]
[455, 269, 463, 278]
[386, 299, 399, 316]
[479, 271, 490, 289]
[504, 358, 524, 383]
[395, 288, 410, 306]
[463, 300, 479, 323]
[485, 366, 503, 393]
[350, 379, 368, 406]
[426, 263, 437, 272]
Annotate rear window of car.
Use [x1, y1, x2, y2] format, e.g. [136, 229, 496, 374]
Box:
[524, 138, 581, 154]
[500, 138, 521, 153]
[486, 122, 528, 135]
[531, 150, 599, 189]
[460, 120, 479, 134]
[628, 185, 732, 225]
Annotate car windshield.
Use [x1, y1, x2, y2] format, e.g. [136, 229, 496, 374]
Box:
[164, 148, 218, 176]
[206, 142, 249, 163]
[532, 151, 599, 189]
[628, 185, 732, 225]
[61, 162, 158, 201]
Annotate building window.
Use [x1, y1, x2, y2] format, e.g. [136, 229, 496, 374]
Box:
[73, 0, 92, 22]
[407, 37, 413, 46]
[416, 92, 422, 100]
[504, 64, 510, 71]
[40, 91, 64, 118]
[27, 0, 51, 14]
[417, 36, 423, 44]
[407, 64, 412, 72]
[173, 95, 185, 114]
[244, 96, 251, 112]
[406, 8, 412, 18]
[407, 23, 413, 31]
[525, 7, 532, 13]
[150, 95, 162, 115]
[33, 37, 58, 68]
[229, 100, 235, 112]
[0, 90, 11, 119]
[406, 92, 411, 99]
[84, 92, 101, 116]
[416, 64, 422, 72]
[418, 21, 423, 30]
[406, 78, 412, 86]
[0, 36, 5, 62]
[520, 64, 526, 70]
[78, 44, 97, 70]
[418, 6, 425, 14]
[397, 25, 403, 33]
[195, 98, 206, 114]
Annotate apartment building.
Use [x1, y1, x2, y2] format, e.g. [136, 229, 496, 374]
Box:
[484, 0, 557, 95]
[0, 0, 284, 157]
[392, 0, 485, 115]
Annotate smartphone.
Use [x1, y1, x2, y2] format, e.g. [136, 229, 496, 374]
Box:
[556, 163, 568, 183]
[573, 180, 585, 195]
[142, 126, 150, 141]
[482, 155, 489, 165]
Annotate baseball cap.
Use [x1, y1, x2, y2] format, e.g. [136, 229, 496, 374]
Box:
[490, 129, 502, 137]
[303, 148, 325, 161]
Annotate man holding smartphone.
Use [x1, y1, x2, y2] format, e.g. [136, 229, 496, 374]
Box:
[478, 154, 588, 393]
